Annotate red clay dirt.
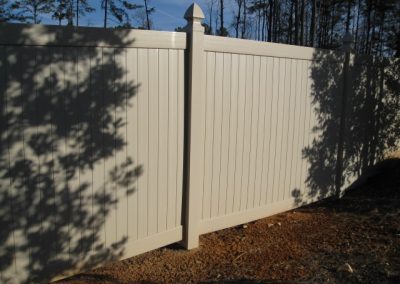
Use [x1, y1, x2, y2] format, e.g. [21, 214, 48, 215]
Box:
[58, 159, 400, 283]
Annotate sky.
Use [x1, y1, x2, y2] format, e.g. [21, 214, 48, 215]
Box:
[40, 0, 236, 32]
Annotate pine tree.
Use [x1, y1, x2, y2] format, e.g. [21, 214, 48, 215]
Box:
[75, 0, 94, 26]
[52, 0, 94, 26]
[52, 0, 68, 25]
[0, 0, 23, 22]
[142, 0, 154, 30]
[102, 0, 141, 28]
[217, 0, 228, 36]
[14, 0, 54, 24]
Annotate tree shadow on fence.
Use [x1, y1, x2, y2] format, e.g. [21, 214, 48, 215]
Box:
[0, 24, 142, 283]
[293, 49, 400, 206]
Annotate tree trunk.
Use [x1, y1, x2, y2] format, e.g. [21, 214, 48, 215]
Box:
[76, 0, 79, 26]
[235, 0, 242, 38]
[144, 0, 150, 30]
[354, 0, 361, 52]
[294, 0, 299, 45]
[257, 3, 261, 40]
[365, 0, 372, 54]
[273, 0, 278, 42]
[104, 0, 108, 28]
[377, 8, 385, 56]
[300, 0, 305, 45]
[33, 4, 38, 24]
[242, 0, 247, 38]
[310, 0, 316, 46]
[346, 0, 351, 32]
[208, 1, 214, 34]
[330, 3, 335, 47]
[369, 1, 377, 54]
[67, 1, 73, 26]
[263, 0, 267, 41]
[268, 0, 273, 41]
[288, 1, 294, 44]
[219, 0, 224, 35]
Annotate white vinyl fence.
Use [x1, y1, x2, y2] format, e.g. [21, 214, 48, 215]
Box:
[0, 3, 398, 283]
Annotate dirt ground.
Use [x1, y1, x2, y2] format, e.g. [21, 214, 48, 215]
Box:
[59, 159, 400, 284]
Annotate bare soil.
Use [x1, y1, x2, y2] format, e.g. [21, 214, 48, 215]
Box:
[59, 159, 400, 283]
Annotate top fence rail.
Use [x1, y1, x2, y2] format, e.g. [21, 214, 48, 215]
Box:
[204, 34, 344, 61]
[0, 23, 187, 49]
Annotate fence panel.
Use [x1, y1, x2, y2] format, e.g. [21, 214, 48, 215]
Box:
[0, 25, 186, 283]
[196, 35, 344, 235]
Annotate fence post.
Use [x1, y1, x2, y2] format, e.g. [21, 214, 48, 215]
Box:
[182, 3, 205, 249]
[335, 32, 354, 198]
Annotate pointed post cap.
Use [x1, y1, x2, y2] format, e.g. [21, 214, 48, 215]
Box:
[184, 3, 205, 22]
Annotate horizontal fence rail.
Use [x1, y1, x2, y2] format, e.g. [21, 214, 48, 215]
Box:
[0, 24, 187, 49]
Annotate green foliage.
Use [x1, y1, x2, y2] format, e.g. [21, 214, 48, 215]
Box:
[52, 0, 68, 24]
[14, 0, 55, 24]
[217, 26, 229, 37]
[102, 0, 142, 28]
[0, 0, 23, 22]
[52, 0, 94, 26]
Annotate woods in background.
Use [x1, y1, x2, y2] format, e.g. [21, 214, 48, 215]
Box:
[0, 0, 398, 56]
[207, 0, 399, 56]
[0, 0, 155, 29]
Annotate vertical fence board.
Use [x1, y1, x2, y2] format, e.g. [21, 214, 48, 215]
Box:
[255, 56, 267, 207]
[275, 58, 286, 202]
[261, 57, 274, 205]
[12, 46, 28, 280]
[235, 54, 246, 212]
[157, 49, 168, 232]
[90, 47, 106, 249]
[210, 52, 223, 218]
[202, 52, 215, 220]
[300, 61, 310, 192]
[267, 58, 278, 204]
[167, 49, 178, 230]
[289, 60, 301, 196]
[248, 56, 261, 208]
[307, 61, 316, 198]
[218, 52, 231, 215]
[293, 59, 303, 194]
[259, 57, 269, 204]
[80, 46, 96, 254]
[176, 49, 184, 227]
[0, 46, 16, 281]
[281, 59, 292, 201]
[241, 55, 253, 211]
[226, 53, 239, 214]
[102, 47, 117, 247]
[125, 47, 138, 240]
[85, 46, 95, 248]
[148, 48, 159, 236]
[137, 48, 149, 239]
[114, 48, 129, 241]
